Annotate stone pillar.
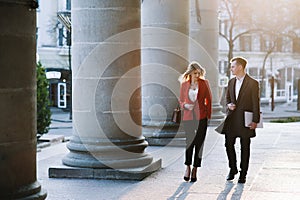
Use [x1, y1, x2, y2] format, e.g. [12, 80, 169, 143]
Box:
[189, 0, 225, 124]
[49, 0, 160, 180]
[0, 1, 46, 199]
[142, 0, 189, 146]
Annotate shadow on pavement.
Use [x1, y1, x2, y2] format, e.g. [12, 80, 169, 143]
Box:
[216, 182, 245, 200]
[167, 182, 193, 200]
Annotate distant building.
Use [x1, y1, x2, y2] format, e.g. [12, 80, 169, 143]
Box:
[37, 0, 300, 108]
[36, 0, 71, 108]
[218, 2, 300, 104]
[219, 37, 300, 104]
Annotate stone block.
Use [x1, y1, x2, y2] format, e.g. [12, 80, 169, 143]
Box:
[48, 159, 161, 181]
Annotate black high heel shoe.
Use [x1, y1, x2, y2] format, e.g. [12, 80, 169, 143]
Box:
[183, 176, 190, 181]
[190, 167, 197, 182]
[183, 167, 191, 181]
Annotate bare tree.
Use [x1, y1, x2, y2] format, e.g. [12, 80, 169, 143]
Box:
[253, 0, 300, 99]
[218, 0, 300, 107]
[219, 0, 261, 76]
[218, 0, 262, 109]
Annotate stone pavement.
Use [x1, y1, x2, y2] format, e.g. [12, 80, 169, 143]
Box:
[260, 101, 300, 121]
[36, 103, 300, 200]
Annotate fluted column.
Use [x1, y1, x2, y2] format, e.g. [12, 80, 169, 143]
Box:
[189, 0, 225, 124]
[0, 1, 46, 199]
[49, 0, 160, 180]
[142, 0, 189, 146]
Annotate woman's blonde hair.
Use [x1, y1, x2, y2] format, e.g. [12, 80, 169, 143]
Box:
[178, 61, 206, 83]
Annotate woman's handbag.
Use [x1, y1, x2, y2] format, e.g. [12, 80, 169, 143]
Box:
[215, 119, 225, 134]
[172, 105, 181, 123]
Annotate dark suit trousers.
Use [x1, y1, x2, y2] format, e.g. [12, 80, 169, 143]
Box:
[183, 118, 208, 167]
[225, 135, 251, 175]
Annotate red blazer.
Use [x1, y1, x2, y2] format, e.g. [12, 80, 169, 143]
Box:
[179, 79, 212, 121]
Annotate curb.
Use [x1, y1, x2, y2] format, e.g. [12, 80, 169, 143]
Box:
[51, 119, 72, 123]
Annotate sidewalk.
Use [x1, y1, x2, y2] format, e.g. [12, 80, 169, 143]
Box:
[37, 122, 300, 200]
[261, 101, 300, 121]
[36, 103, 300, 200]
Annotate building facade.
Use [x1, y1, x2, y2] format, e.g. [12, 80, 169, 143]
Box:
[219, 32, 300, 104]
[37, 0, 300, 107]
[218, 0, 300, 104]
[36, 0, 71, 108]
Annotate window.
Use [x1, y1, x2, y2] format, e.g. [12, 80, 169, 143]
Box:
[260, 35, 273, 52]
[275, 37, 283, 52]
[282, 36, 292, 52]
[66, 0, 71, 10]
[58, 27, 63, 46]
[218, 60, 228, 74]
[248, 67, 258, 78]
[57, 24, 71, 47]
[292, 38, 300, 53]
[240, 35, 252, 51]
[219, 20, 229, 38]
[251, 35, 260, 52]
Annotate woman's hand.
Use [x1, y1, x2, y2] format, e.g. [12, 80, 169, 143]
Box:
[184, 103, 194, 110]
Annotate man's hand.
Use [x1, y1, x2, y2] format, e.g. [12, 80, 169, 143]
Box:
[227, 103, 236, 111]
[249, 122, 257, 130]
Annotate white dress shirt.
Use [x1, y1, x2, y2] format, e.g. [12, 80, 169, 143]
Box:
[188, 87, 198, 102]
[235, 75, 245, 100]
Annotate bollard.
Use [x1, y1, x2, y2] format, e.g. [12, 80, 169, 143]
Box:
[270, 76, 275, 111]
[297, 79, 300, 110]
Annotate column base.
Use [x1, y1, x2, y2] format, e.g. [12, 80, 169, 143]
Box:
[0, 181, 47, 200]
[143, 121, 186, 146]
[146, 137, 186, 146]
[49, 159, 161, 181]
[210, 103, 226, 126]
[17, 189, 47, 200]
[145, 130, 186, 146]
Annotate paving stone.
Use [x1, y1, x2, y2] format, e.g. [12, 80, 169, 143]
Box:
[37, 109, 300, 200]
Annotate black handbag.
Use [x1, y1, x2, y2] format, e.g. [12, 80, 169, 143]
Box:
[172, 105, 181, 123]
[215, 119, 225, 134]
[215, 116, 230, 134]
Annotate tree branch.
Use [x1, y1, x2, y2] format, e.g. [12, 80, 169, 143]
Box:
[233, 29, 262, 42]
[219, 31, 230, 43]
[195, 0, 201, 24]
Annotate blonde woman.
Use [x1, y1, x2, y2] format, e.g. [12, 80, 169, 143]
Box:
[179, 61, 212, 182]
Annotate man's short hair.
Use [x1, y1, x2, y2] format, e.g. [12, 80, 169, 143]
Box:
[230, 56, 248, 68]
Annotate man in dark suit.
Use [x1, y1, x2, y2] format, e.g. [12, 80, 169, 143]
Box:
[221, 56, 260, 184]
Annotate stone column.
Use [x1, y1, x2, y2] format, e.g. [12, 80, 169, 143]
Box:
[49, 0, 160, 180]
[142, 0, 189, 146]
[189, 0, 225, 124]
[0, 1, 46, 199]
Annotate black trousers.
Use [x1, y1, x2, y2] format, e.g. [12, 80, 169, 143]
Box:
[183, 118, 208, 167]
[225, 135, 251, 176]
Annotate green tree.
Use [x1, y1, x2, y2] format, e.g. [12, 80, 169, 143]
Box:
[36, 61, 51, 137]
